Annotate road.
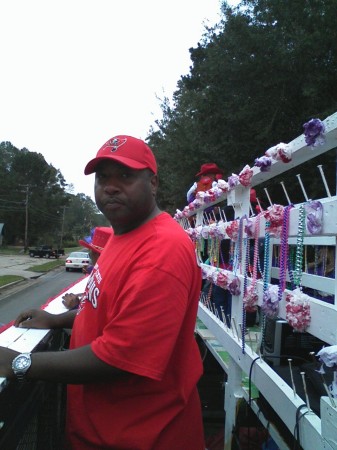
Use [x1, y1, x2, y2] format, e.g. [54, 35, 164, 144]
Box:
[0, 267, 84, 325]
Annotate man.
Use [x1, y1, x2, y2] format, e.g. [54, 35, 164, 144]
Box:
[0, 135, 204, 449]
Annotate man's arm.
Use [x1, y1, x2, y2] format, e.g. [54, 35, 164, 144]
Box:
[14, 308, 77, 330]
[0, 345, 125, 384]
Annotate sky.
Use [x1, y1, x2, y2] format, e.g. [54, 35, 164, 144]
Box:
[0, 0, 238, 201]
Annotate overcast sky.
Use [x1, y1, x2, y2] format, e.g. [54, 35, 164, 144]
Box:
[0, 0, 240, 200]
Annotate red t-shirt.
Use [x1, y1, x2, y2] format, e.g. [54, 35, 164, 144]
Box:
[67, 212, 204, 449]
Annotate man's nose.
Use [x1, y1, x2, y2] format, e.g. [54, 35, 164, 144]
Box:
[103, 178, 121, 194]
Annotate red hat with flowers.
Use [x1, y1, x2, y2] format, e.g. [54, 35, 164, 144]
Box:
[196, 163, 223, 178]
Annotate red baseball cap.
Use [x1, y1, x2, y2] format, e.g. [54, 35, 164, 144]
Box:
[84, 135, 157, 175]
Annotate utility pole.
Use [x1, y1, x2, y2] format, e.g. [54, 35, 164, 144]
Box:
[60, 205, 67, 248]
[21, 185, 29, 253]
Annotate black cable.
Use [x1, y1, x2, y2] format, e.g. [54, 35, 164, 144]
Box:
[293, 404, 308, 450]
[248, 356, 261, 406]
[247, 353, 313, 450]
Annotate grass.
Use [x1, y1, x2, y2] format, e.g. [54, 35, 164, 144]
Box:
[0, 275, 25, 287]
[27, 259, 65, 272]
[0, 246, 25, 255]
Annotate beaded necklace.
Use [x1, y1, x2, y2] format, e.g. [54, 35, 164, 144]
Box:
[252, 214, 261, 286]
[287, 247, 296, 292]
[293, 204, 306, 288]
[242, 214, 261, 353]
[314, 246, 319, 275]
[261, 220, 270, 352]
[277, 205, 292, 302]
[209, 237, 220, 267]
[233, 217, 244, 275]
[322, 246, 327, 276]
[242, 236, 249, 353]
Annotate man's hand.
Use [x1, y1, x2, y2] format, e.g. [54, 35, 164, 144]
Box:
[62, 293, 81, 310]
[14, 309, 56, 329]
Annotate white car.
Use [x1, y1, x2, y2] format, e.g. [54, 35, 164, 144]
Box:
[65, 251, 91, 272]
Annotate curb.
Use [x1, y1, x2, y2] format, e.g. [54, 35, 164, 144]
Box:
[0, 273, 45, 292]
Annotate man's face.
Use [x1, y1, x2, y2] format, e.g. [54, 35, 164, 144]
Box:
[94, 160, 158, 234]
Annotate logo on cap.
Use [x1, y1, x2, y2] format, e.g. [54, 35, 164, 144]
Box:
[107, 137, 127, 153]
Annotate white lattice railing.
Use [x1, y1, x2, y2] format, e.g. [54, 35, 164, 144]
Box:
[177, 111, 337, 450]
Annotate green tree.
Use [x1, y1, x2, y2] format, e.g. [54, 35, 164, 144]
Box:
[61, 193, 109, 247]
[148, 0, 337, 213]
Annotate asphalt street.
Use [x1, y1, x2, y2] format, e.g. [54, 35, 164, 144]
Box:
[0, 254, 66, 298]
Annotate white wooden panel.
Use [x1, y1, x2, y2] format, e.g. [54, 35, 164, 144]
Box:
[0, 277, 88, 389]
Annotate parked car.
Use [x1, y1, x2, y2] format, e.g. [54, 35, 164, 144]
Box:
[65, 251, 91, 272]
[29, 245, 65, 258]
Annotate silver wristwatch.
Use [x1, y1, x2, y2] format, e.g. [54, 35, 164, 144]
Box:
[12, 353, 32, 382]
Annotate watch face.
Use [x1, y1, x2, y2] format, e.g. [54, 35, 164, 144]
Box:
[15, 355, 30, 370]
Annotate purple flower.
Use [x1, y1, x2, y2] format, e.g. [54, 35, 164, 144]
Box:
[228, 276, 241, 296]
[305, 200, 323, 234]
[254, 156, 272, 172]
[228, 174, 239, 189]
[261, 287, 279, 318]
[303, 118, 325, 147]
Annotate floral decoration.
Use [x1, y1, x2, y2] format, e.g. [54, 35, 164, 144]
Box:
[265, 143, 292, 163]
[261, 285, 279, 318]
[244, 216, 255, 238]
[303, 118, 326, 147]
[228, 276, 241, 296]
[228, 174, 240, 189]
[226, 220, 240, 241]
[243, 284, 258, 313]
[196, 191, 206, 201]
[217, 179, 229, 192]
[254, 155, 272, 172]
[317, 345, 337, 371]
[277, 143, 292, 163]
[239, 165, 254, 187]
[285, 288, 311, 332]
[263, 204, 284, 237]
[217, 271, 229, 289]
[305, 200, 323, 235]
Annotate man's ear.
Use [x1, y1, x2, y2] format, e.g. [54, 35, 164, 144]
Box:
[150, 174, 159, 196]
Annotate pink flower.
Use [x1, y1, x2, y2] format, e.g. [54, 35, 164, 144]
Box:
[208, 190, 217, 202]
[217, 179, 229, 192]
[217, 271, 229, 289]
[196, 191, 205, 201]
[264, 204, 284, 237]
[239, 165, 253, 187]
[277, 144, 292, 163]
[226, 220, 239, 241]
[265, 143, 292, 163]
[243, 285, 258, 312]
[285, 289, 311, 332]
